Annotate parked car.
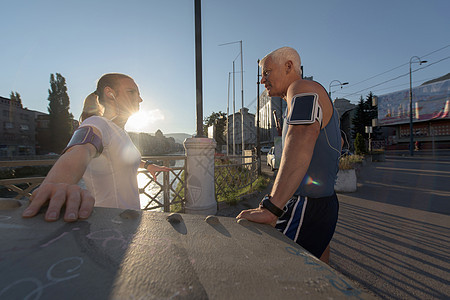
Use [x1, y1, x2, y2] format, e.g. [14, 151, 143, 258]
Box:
[260, 146, 271, 154]
[267, 146, 277, 171]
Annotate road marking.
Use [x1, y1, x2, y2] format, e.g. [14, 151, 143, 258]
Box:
[363, 181, 450, 196]
[375, 166, 450, 175]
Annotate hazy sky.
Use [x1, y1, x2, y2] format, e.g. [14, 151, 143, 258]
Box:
[1, 0, 449, 134]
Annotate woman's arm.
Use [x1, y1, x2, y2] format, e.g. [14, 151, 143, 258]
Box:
[22, 142, 97, 222]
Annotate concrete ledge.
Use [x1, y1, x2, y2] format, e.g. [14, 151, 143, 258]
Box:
[0, 199, 374, 299]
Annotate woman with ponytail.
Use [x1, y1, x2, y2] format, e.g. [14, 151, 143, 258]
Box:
[22, 73, 171, 222]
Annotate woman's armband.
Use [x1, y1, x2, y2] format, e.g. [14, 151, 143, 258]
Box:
[62, 126, 103, 157]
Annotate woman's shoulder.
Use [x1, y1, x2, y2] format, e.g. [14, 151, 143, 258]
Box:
[81, 116, 110, 128]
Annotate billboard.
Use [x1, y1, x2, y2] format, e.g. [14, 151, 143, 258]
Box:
[377, 79, 450, 126]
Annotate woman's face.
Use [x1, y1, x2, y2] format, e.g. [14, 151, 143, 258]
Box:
[114, 77, 143, 116]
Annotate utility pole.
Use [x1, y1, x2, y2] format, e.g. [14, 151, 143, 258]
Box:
[256, 59, 261, 175]
[240, 41, 244, 155]
[194, 0, 204, 137]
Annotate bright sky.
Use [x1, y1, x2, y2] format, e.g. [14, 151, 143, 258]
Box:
[1, 0, 449, 135]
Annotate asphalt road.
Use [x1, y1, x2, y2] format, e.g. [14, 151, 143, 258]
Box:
[218, 155, 450, 299]
[331, 156, 450, 299]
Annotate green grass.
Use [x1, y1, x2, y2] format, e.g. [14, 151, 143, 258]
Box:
[217, 174, 270, 205]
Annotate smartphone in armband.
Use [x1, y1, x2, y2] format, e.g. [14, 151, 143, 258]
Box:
[286, 93, 323, 127]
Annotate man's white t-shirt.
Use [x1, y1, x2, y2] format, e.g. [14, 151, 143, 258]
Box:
[79, 116, 141, 210]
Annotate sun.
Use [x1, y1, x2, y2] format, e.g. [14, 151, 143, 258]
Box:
[125, 110, 165, 133]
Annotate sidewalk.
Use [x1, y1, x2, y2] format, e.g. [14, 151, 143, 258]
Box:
[216, 156, 450, 299]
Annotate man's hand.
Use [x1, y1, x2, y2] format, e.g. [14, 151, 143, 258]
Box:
[22, 183, 95, 222]
[236, 207, 278, 227]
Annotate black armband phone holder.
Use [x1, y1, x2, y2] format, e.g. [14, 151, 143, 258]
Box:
[62, 126, 103, 157]
[286, 93, 323, 127]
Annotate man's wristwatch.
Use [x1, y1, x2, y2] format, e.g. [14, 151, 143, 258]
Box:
[259, 195, 285, 218]
[143, 160, 154, 169]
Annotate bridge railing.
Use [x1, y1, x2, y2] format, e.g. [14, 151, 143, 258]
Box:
[139, 155, 187, 212]
[0, 153, 257, 212]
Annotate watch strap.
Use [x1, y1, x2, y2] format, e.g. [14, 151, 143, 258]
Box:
[260, 195, 284, 218]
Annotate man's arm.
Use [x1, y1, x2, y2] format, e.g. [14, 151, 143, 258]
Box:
[236, 122, 319, 224]
[22, 142, 97, 222]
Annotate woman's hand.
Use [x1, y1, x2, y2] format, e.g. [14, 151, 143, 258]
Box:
[22, 182, 95, 222]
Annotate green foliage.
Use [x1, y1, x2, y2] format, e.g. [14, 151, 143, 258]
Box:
[354, 133, 366, 155]
[339, 154, 364, 170]
[9, 91, 23, 107]
[351, 92, 380, 139]
[203, 111, 227, 150]
[48, 73, 74, 152]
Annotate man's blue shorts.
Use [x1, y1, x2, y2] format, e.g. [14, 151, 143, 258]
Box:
[275, 193, 339, 258]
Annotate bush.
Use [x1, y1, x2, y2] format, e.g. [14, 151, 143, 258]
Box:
[339, 155, 364, 170]
[354, 133, 366, 155]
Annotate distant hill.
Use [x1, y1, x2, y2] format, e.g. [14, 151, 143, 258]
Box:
[421, 73, 450, 85]
[165, 133, 193, 144]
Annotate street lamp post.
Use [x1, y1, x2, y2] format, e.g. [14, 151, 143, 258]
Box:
[409, 56, 427, 156]
[256, 59, 261, 175]
[328, 80, 349, 100]
[219, 40, 244, 155]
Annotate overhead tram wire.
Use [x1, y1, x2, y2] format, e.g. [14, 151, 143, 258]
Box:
[340, 55, 450, 98]
[336, 75, 445, 95]
[338, 44, 450, 90]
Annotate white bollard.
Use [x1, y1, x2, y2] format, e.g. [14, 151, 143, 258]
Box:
[183, 137, 217, 215]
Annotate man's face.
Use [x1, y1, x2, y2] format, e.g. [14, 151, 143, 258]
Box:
[260, 57, 285, 97]
[115, 78, 143, 116]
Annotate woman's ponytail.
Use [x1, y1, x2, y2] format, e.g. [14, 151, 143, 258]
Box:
[80, 92, 104, 122]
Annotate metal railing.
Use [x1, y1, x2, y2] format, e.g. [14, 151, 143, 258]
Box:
[0, 159, 57, 199]
[139, 155, 186, 212]
[214, 154, 258, 200]
[0, 153, 257, 211]
[0, 156, 187, 213]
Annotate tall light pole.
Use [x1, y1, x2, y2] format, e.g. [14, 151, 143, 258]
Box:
[256, 59, 261, 175]
[219, 40, 244, 154]
[227, 72, 231, 155]
[409, 56, 427, 156]
[194, 0, 204, 137]
[328, 80, 349, 100]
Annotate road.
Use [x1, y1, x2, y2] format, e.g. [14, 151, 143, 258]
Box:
[220, 155, 450, 299]
[331, 156, 450, 299]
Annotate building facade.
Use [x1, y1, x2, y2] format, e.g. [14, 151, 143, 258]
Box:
[0, 96, 36, 157]
[257, 90, 286, 147]
[376, 78, 450, 150]
[226, 107, 256, 154]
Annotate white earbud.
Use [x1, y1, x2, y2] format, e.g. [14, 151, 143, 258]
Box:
[109, 93, 115, 100]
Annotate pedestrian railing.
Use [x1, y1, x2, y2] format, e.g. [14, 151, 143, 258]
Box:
[0, 153, 257, 212]
[139, 155, 187, 212]
[0, 159, 57, 199]
[214, 154, 258, 200]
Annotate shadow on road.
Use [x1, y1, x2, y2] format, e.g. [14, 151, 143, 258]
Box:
[332, 157, 450, 299]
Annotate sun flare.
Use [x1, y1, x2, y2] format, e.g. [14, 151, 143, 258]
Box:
[125, 109, 165, 133]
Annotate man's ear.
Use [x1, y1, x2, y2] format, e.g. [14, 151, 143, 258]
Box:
[285, 60, 293, 74]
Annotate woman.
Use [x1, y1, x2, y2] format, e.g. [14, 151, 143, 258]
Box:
[22, 73, 170, 222]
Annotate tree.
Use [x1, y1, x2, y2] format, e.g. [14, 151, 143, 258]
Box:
[9, 91, 23, 108]
[203, 111, 227, 150]
[48, 73, 74, 152]
[351, 92, 380, 140]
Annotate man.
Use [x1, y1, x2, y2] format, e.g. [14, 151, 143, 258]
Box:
[237, 47, 342, 263]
